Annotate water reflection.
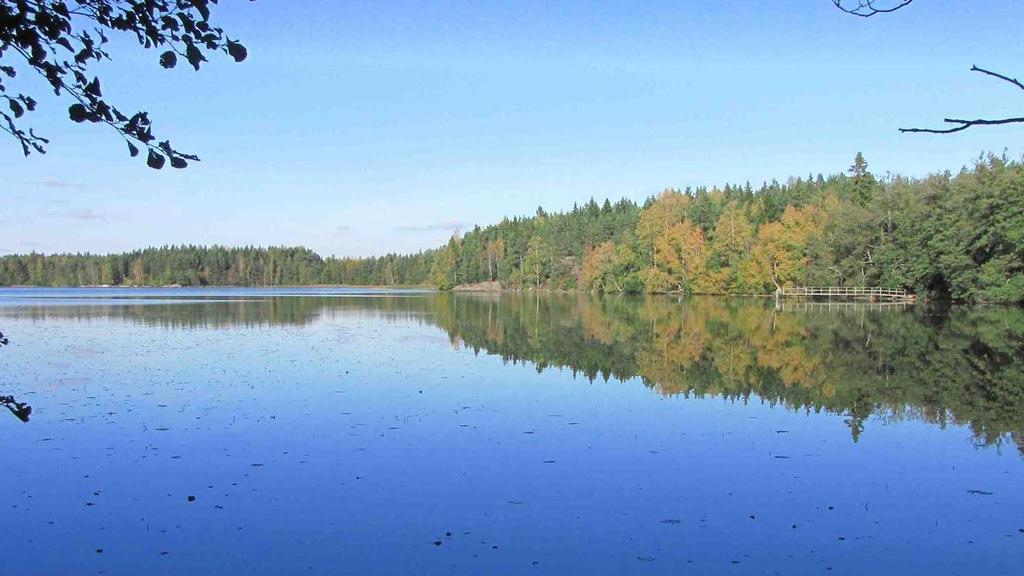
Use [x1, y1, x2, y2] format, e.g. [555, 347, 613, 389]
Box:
[2, 291, 1023, 452]
[432, 295, 1024, 452]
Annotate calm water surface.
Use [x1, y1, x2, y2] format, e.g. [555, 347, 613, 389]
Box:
[0, 288, 1022, 575]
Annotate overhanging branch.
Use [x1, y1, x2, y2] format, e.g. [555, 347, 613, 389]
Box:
[901, 65, 1024, 134]
[832, 0, 914, 17]
[970, 65, 1024, 92]
[900, 117, 1024, 134]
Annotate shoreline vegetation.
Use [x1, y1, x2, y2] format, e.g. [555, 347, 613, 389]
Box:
[2, 153, 1023, 303]
[0, 282, 782, 299]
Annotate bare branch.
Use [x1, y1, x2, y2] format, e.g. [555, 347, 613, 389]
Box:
[971, 65, 1024, 92]
[901, 65, 1024, 134]
[832, 0, 914, 17]
[900, 117, 1024, 134]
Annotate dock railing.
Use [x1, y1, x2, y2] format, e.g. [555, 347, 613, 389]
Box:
[778, 286, 915, 302]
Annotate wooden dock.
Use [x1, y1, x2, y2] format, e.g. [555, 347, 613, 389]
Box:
[777, 286, 915, 303]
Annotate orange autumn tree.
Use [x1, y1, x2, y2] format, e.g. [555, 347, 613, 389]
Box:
[581, 241, 642, 293]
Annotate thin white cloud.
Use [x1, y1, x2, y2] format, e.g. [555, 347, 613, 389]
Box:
[395, 219, 467, 232]
[25, 180, 88, 189]
[40, 207, 106, 220]
[64, 208, 105, 221]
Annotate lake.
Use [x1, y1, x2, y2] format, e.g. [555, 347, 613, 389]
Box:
[0, 288, 1021, 575]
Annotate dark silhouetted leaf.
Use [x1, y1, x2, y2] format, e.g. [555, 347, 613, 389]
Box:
[147, 149, 166, 169]
[85, 77, 102, 97]
[128, 141, 139, 157]
[8, 99, 23, 118]
[170, 156, 188, 169]
[226, 40, 247, 63]
[193, 0, 211, 22]
[68, 104, 88, 122]
[185, 44, 206, 71]
[160, 16, 180, 31]
[160, 51, 177, 69]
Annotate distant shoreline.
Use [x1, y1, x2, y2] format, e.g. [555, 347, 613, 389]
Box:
[0, 284, 436, 290]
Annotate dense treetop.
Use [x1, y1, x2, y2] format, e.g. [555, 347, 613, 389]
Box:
[2, 153, 1023, 302]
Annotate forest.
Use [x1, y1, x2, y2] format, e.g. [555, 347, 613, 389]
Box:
[2, 153, 1022, 302]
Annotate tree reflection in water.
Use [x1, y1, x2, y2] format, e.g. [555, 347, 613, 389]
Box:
[3, 293, 1022, 451]
[427, 294, 1024, 453]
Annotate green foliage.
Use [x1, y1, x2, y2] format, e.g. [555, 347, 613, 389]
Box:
[429, 237, 460, 290]
[521, 236, 551, 289]
[0, 245, 435, 288]
[2, 153, 1022, 302]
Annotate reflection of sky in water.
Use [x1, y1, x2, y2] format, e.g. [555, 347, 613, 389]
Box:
[0, 287, 433, 307]
[0, 290, 1021, 575]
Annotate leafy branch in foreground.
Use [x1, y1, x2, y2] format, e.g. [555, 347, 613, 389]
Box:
[900, 66, 1024, 134]
[0, 332, 29, 422]
[0, 394, 31, 422]
[0, 0, 249, 168]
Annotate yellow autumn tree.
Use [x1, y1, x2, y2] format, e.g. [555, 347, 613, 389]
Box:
[131, 258, 145, 286]
[709, 201, 757, 292]
[643, 221, 708, 293]
[635, 189, 692, 266]
[749, 205, 828, 291]
[485, 239, 505, 281]
[581, 241, 617, 292]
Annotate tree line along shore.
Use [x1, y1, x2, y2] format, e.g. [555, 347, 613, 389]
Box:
[3, 153, 1022, 303]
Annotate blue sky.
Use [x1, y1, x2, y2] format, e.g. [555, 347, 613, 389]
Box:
[3, 0, 1023, 257]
